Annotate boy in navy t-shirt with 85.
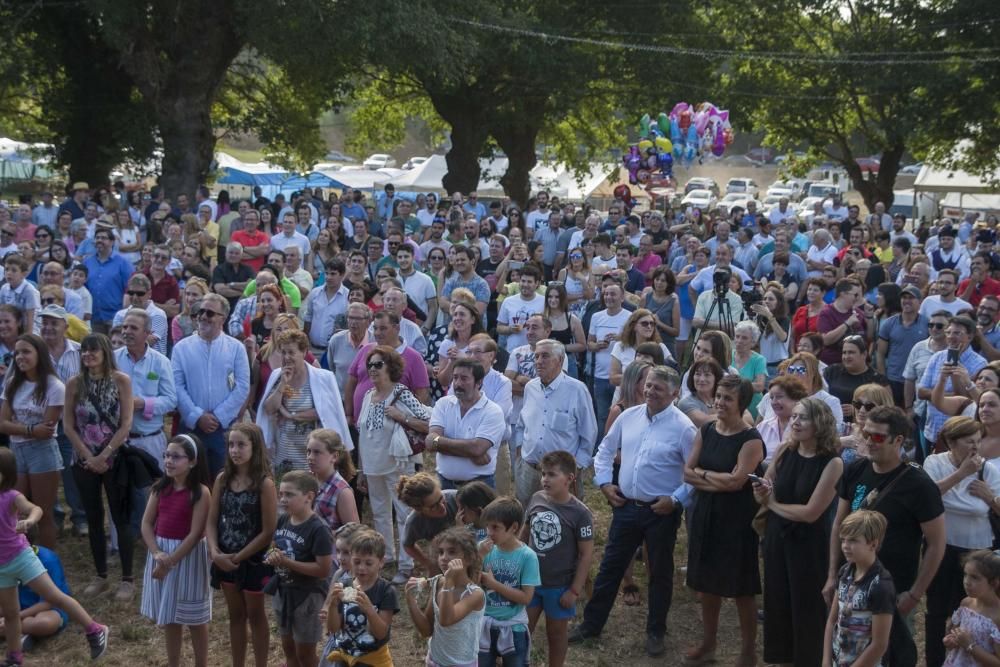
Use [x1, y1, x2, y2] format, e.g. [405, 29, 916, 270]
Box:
[523, 451, 594, 667]
[479, 496, 540, 666]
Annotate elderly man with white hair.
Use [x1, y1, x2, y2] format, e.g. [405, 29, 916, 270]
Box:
[513, 338, 598, 507]
[806, 229, 837, 278]
[371, 286, 427, 355]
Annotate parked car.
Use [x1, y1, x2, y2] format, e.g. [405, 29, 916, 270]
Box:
[684, 177, 719, 196]
[766, 180, 801, 200]
[745, 147, 776, 164]
[774, 151, 807, 164]
[806, 182, 841, 199]
[363, 153, 397, 169]
[726, 177, 760, 198]
[324, 150, 357, 163]
[855, 156, 881, 174]
[719, 193, 759, 213]
[402, 156, 428, 170]
[681, 189, 718, 211]
[899, 162, 923, 175]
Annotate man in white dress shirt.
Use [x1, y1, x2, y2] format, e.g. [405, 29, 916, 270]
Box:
[111, 273, 168, 356]
[427, 358, 507, 490]
[513, 338, 598, 507]
[569, 365, 696, 657]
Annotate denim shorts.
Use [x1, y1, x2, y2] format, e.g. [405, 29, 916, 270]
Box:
[0, 547, 46, 589]
[528, 585, 577, 620]
[12, 438, 63, 475]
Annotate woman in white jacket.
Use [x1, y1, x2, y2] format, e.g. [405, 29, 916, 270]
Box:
[258, 329, 350, 473]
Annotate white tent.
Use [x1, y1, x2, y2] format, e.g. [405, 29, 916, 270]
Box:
[388, 155, 449, 192]
[914, 143, 1000, 195]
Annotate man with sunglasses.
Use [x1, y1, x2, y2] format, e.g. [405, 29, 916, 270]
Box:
[171, 292, 250, 478]
[918, 315, 987, 445]
[825, 406, 945, 634]
[39, 261, 84, 319]
[111, 274, 168, 355]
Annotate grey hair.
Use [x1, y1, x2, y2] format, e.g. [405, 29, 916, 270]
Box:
[227, 241, 243, 252]
[123, 307, 152, 332]
[534, 338, 566, 360]
[199, 292, 231, 318]
[735, 319, 762, 344]
[646, 364, 681, 390]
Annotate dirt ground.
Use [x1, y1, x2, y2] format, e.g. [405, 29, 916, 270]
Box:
[31, 456, 927, 666]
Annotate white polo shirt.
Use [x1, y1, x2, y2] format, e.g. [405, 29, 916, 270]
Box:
[430, 393, 506, 482]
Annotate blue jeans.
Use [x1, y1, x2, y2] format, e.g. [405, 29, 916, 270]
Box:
[581, 502, 682, 637]
[53, 434, 86, 528]
[478, 627, 529, 667]
[593, 378, 615, 439]
[438, 473, 496, 491]
[186, 426, 227, 480]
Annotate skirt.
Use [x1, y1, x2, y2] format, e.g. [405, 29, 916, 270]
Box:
[141, 536, 211, 626]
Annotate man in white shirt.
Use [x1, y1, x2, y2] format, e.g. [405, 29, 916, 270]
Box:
[868, 201, 893, 232]
[111, 273, 168, 355]
[525, 190, 551, 234]
[270, 211, 310, 263]
[919, 269, 972, 318]
[513, 338, 597, 507]
[570, 365, 696, 656]
[890, 213, 918, 246]
[171, 293, 250, 477]
[824, 193, 850, 221]
[395, 245, 437, 332]
[377, 287, 427, 356]
[806, 229, 838, 278]
[303, 258, 349, 351]
[282, 245, 313, 299]
[496, 265, 545, 353]
[768, 197, 795, 226]
[32, 192, 58, 229]
[427, 359, 507, 490]
[704, 221, 739, 262]
[416, 193, 439, 229]
[485, 201, 508, 232]
[588, 283, 631, 434]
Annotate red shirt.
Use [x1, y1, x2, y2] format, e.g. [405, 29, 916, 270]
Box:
[231, 229, 270, 272]
[957, 276, 1000, 308]
[144, 269, 180, 307]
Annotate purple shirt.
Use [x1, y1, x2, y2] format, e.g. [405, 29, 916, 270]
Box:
[817, 303, 865, 365]
[0, 490, 28, 565]
[347, 343, 430, 424]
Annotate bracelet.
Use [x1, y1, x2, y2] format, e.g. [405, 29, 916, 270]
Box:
[702, 470, 709, 480]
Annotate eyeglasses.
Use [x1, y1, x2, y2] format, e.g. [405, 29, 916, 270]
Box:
[35, 233, 50, 239]
[852, 400, 877, 411]
[929, 322, 947, 329]
[638, 320, 655, 328]
[163, 452, 189, 462]
[862, 430, 892, 444]
[41, 298, 57, 305]
[127, 290, 147, 297]
[786, 366, 807, 375]
[367, 360, 385, 370]
[196, 309, 223, 319]
[154, 254, 170, 261]
[569, 253, 583, 260]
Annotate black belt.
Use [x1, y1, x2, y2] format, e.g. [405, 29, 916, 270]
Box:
[129, 429, 163, 439]
[622, 496, 657, 507]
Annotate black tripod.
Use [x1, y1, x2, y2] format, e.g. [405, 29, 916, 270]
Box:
[687, 284, 736, 367]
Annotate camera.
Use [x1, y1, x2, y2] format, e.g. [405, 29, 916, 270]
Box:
[712, 269, 731, 295]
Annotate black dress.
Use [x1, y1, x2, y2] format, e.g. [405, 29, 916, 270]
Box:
[763, 448, 837, 666]
[686, 422, 763, 597]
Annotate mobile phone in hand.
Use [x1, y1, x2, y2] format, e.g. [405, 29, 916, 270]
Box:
[947, 348, 960, 365]
[748, 474, 765, 484]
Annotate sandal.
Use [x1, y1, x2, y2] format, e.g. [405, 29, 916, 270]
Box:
[683, 645, 717, 665]
[622, 583, 641, 606]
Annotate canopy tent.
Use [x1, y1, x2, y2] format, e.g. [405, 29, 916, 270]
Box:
[914, 143, 1000, 195]
[0, 137, 57, 187]
[214, 152, 290, 198]
[387, 155, 449, 192]
[941, 192, 1000, 216]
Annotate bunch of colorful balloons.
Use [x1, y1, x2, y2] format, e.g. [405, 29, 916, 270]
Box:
[623, 102, 734, 186]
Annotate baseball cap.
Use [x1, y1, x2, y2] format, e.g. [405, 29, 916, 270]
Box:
[939, 225, 958, 238]
[900, 285, 922, 299]
[39, 305, 67, 320]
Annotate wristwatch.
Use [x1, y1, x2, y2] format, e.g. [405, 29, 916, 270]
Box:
[431, 434, 442, 449]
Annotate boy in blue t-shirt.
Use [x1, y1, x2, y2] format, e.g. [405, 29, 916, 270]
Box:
[0, 540, 70, 651]
[479, 496, 541, 665]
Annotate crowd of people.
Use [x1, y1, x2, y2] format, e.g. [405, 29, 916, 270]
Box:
[0, 179, 998, 666]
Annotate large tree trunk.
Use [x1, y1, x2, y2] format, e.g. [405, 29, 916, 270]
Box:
[158, 91, 219, 204]
[429, 91, 490, 196]
[847, 144, 905, 211]
[493, 121, 540, 209]
[110, 2, 243, 201]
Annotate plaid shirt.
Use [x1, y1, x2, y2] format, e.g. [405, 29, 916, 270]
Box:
[314, 471, 350, 534]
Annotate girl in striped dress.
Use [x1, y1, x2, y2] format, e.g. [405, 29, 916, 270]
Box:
[140, 434, 212, 667]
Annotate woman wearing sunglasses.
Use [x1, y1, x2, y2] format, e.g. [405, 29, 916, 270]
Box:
[756, 352, 844, 428]
[356, 345, 430, 586]
[838, 384, 894, 463]
[822, 335, 886, 423]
